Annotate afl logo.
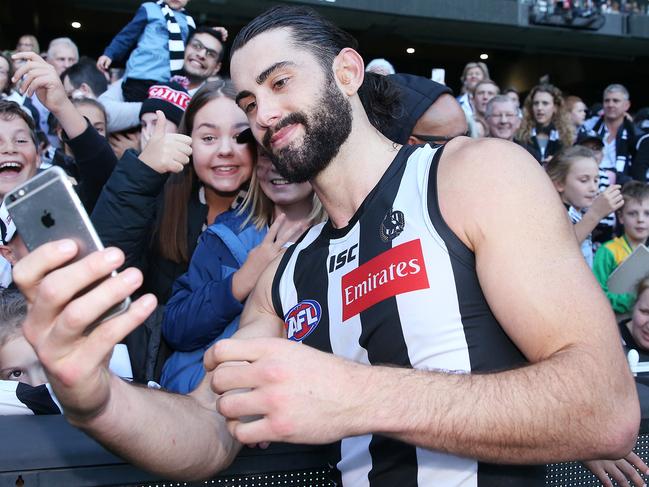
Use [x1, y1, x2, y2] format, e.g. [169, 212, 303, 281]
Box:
[284, 300, 322, 342]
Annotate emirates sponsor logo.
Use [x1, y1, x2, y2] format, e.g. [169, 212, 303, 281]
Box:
[341, 239, 429, 321]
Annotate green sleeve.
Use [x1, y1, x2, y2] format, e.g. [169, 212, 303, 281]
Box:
[592, 246, 635, 314]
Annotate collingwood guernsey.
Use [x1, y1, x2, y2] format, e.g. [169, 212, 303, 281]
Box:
[272, 144, 544, 487]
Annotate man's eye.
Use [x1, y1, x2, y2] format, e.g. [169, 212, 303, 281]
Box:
[8, 369, 23, 379]
[273, 78, 288, 90]
[244, 101, 256, 114]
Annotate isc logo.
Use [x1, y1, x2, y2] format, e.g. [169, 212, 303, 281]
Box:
[284, 300, 322, 342]
[328, 243, 358, 273]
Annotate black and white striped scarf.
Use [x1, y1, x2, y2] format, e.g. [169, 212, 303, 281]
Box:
[531, 124, 561, 160]
[593, 116, 635, 174]
[156, 0, 196, 77]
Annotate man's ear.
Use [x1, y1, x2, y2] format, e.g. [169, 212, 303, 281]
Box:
[0, 245, 16, 266]
[211, 62, 222, 77]
[79, 83, 93, 97]
[333, 48, 365, 96]
[407, 135, 420, 146]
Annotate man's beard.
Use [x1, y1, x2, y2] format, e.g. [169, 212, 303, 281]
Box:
[262, 77, 353, 183]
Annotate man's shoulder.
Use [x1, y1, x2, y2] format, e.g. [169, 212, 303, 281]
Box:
[434, 137, 554, 250]
[583, 116, 602, 131]
[439, 137, 538, 178]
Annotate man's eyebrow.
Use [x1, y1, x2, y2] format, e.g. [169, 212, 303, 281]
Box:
[256, 61, 295, 85]
[235, 61, 297, 106]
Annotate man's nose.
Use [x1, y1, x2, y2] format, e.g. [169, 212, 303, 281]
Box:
[255, 97, 282, 130]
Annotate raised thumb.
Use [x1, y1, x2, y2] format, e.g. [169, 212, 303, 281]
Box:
[154, 110, 167, 137]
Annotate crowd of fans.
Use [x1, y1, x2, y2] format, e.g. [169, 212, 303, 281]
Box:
[530, 0, 649, 15]
[1, 1, 649, 484]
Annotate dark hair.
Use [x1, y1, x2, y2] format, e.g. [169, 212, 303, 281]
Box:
[189, 26, 226, 62]
[156, 79, 242, 264]
[621, 181, 649, 209]
[60, 57, 108, 97]
[357, 72, 403, 134]
[0, 51, 14, 95]
[0, 289, 27, 348]
[232, 6, 400, 131]
[231, 5, 358, 75]
[71, 97, 107, 126]
[0, 100, 37, 146]
[634, 107, 649, 130]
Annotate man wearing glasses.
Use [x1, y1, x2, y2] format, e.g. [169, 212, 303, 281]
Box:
[485, 95, 521, 142]
[99, 27, 225, 132]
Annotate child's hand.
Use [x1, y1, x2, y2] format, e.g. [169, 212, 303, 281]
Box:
[97, 55, 112, 72]
[590, 184, 623, 220]
[211, 26, 228, 42]
[109, 131, 140, 160]
[583, 451, 648, 487]
[231, 214, 307, 302]
[11, 52, 69, 113]
[138, 111, 192, 173]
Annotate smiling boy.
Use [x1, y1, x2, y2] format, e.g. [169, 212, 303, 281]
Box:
[593, 181, 649, 314]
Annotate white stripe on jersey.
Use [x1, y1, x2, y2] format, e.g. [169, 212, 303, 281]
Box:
[326, 227, 373, 485]
[277, 145, 479, 486]
[278, 223, 324, 327]
[391, 146, 476, 486]
[339, 434, 373, 487]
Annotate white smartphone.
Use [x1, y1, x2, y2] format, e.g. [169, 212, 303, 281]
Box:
[5, 166, 131, 326]
[431, 68, 446, 85]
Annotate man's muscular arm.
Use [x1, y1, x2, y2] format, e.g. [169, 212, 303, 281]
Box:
[13, 242, 269, 480]
[208, 138, 639, 464]
[364, 138, 639, 462]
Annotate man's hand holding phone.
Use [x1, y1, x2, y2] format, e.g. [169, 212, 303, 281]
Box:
[13, 241, 157, 423]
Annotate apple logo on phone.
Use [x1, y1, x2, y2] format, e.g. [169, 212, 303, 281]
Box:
[41, 210, 55, 228]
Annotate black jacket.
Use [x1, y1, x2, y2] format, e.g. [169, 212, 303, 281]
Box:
[91, 151, 207, 383]
[91, 150, 207, 304]
[51, 120, 117, 213]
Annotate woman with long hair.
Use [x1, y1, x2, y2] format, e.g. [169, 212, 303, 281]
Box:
[93, 79, 255, 304]
[516, 83, 574, 164]
[91, 80, 257, 382]
[160, 149, 326, 393]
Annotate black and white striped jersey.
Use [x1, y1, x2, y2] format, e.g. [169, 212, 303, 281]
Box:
[272, 144, 544, 487]
[0, 380, 61, 415]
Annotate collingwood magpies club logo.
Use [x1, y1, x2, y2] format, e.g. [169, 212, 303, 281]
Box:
[379, 208, 405, 242]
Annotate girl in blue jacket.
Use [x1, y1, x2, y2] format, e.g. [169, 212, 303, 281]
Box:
[161, 150, 325, 393]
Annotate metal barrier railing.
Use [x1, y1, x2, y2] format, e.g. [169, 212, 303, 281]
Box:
[2, 415, 649, 486]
